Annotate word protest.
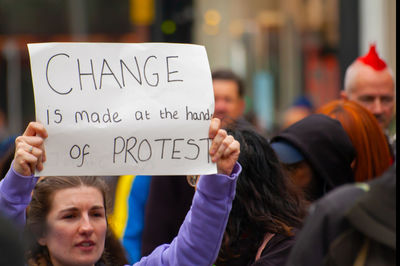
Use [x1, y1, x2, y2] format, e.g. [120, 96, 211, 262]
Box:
[28, 42, 215, 176]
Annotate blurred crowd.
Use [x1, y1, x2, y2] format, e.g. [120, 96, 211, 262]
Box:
[0, 43, 396, 266]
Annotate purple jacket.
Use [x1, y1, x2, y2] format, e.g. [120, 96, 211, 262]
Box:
[0, 162, 241, 266]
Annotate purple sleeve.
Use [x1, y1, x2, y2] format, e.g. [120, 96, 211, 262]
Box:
[0, 162, 38, 228]
[133, 162, 241, 266]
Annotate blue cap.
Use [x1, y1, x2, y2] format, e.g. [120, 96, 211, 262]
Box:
[271, 140, 304, 164]
[292, 96, 313, 110]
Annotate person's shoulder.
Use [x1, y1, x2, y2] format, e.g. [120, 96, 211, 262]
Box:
[252, 233, 297, 266]
[309, 183, 366, 216]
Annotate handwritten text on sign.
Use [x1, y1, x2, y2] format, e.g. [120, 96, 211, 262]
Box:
[28, 43, 215, 176]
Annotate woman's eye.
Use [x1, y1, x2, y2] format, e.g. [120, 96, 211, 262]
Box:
[92, 212, 104, 218]
[63, 214, 75, 219]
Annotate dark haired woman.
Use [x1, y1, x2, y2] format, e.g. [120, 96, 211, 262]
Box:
[215, 129, 306, 266]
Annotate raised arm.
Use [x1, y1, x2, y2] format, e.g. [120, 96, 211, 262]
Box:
[135, 118, 241, 266]
[0, 122, 48, 227]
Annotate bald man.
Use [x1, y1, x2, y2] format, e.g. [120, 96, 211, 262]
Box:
[341, 44, 395, 131]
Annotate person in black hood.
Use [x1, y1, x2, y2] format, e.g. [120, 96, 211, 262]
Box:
[270, 114, 356, 202]
[286, 162, 396, 266]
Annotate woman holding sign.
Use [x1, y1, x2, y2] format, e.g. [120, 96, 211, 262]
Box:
[0, 118, 241, 266]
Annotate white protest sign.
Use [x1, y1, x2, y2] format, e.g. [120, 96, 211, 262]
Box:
[28, 42, 215, 176]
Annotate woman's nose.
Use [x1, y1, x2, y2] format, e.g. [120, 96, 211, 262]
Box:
[78, 215, 94, 235]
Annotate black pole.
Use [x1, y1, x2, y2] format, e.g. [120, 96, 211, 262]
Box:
[338, 0, 359, 90]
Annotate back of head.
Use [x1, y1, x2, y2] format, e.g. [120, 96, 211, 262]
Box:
[317, 100, 392, 182]
[231, 128, 305, 228]
[216, 128, 305, 264]
[271, 114, 356, 198]
[281, 95, 314, 130]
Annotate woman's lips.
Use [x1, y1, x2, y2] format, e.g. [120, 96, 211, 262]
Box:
[76, 240, 95, 251]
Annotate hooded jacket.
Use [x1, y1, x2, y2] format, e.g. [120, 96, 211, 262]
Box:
[271, 114, 355, 196]
[287, 163, 396, 266]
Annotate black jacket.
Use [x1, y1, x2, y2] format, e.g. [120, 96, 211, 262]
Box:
[286, 164, 396, 266]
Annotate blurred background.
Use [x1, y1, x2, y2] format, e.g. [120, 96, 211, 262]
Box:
[0, 0, 396, 137]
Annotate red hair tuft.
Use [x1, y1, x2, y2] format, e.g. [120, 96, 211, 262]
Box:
[357, 44, 387, 70]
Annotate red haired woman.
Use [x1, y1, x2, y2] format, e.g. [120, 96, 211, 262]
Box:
[317, 99, 391, 182]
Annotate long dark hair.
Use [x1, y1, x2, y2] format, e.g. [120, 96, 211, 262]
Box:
[216, 129, 306, 265]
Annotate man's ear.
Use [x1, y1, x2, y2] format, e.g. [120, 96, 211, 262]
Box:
[340, 90, 348, 100]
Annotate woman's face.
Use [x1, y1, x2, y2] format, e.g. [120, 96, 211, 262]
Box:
[38, 186, 107, 266]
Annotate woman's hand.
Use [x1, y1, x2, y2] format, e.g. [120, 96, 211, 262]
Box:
[13, 122, 48, 176]
[208, 118, 240, 175]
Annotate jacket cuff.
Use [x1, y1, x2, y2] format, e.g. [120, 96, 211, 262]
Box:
[196, 162, 241, 200]
[0, 161, 38, 204]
